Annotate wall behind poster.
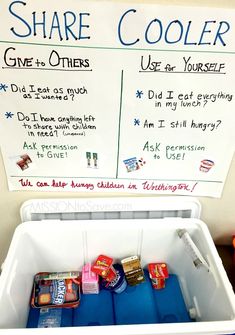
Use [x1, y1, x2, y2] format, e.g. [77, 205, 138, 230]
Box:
[0, 0, 235, 267]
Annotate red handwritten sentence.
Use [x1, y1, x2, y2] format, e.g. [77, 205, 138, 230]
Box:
[18, 178, 198, 193]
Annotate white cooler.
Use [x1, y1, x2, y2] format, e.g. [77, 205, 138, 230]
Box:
[0, 196, 235, 334]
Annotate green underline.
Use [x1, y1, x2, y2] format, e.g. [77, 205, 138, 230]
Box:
[0, 39, 235, 55]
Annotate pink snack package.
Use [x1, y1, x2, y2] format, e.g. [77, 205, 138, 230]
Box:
[82, 263, 99, 294]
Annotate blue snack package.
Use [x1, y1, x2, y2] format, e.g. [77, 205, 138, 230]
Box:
[100, 264, 127, 294]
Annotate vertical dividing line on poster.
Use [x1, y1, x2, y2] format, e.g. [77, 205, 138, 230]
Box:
[116, 69, 124, 178]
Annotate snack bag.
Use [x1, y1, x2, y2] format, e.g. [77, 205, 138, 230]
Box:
[31, 272, 81, 308]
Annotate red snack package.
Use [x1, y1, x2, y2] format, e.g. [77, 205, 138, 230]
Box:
[148, 263, 169, 289]
[31, 272, 81, 308]
[91, 254, 116, 282]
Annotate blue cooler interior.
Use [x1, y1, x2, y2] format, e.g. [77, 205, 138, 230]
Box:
[27, 271, 192, 327]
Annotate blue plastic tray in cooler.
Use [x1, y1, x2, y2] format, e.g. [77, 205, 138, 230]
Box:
[73, 271, 192, 326]
[113, 270, 158, 325]
[27, 272, 192, 327]
[73, 289, 114, 326]
[153, 274, 192, 323]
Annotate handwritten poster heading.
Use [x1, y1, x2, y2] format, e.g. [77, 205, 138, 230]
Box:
[0, 0, 235, 197]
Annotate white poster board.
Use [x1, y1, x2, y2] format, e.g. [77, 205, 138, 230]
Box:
[0, 0, 235, 196]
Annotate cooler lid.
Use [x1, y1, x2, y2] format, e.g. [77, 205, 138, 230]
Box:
[20, 196, 201, 222]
